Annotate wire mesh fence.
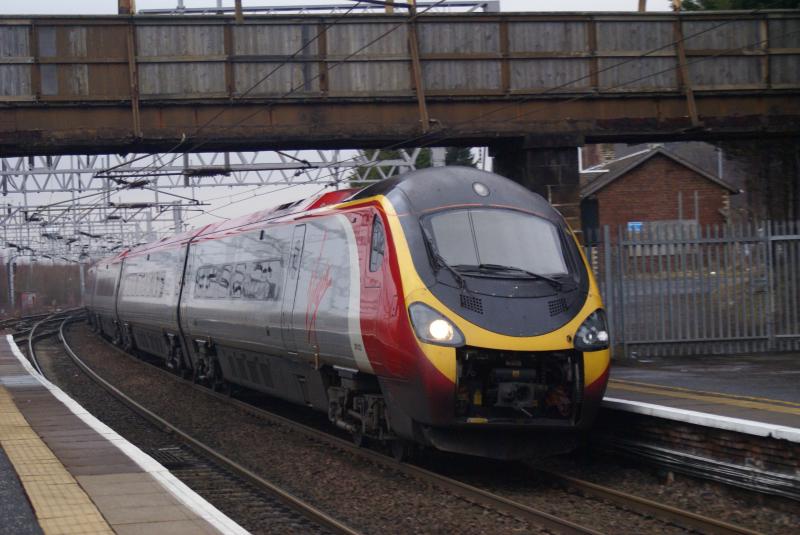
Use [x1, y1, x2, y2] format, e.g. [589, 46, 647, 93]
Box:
[585, 221, 800, 359]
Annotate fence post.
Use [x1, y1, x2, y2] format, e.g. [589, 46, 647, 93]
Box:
[617, 225, 627, 358]
[765, 220, 776, 350]
[603, 225, 614, 358]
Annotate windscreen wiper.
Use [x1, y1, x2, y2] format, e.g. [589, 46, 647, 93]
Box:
[472, 263, 563, 290]
[420, 225, 468, 291]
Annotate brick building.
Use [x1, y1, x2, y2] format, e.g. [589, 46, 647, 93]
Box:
[580, 147, 740, 238]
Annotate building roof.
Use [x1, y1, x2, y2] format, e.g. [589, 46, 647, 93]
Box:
[580, 147, 740, 198]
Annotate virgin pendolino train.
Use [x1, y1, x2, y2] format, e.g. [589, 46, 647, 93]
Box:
[85, 167, 610, 460]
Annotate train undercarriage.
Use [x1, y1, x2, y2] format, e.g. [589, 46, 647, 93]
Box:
[89, 312, 587, 460]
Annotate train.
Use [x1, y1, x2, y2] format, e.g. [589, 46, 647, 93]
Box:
[85, 166, 610, 460]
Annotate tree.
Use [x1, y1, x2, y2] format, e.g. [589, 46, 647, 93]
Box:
[348, 146, 479, 188]
[445, 147, 477, 167]
[348, 148, 432, 189]
[682, 0, 800, 9]
[682, 0, 800, 221]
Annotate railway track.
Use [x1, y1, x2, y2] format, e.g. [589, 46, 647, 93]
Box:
[534, 470, 762, 535]
[61, 319, 764, 535]
[58, 317, 597, 535]
[23, 311, 357, 535]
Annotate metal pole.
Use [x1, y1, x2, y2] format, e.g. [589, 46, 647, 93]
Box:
[432, 147, 446, 167]
[78, 261, 85, 306]
[173, 203, 183, 233]
[8, 256, 15, 309]
[118, 0, 136, 15]
[766, 221, 776, 350]
[603, 225, 614, 357]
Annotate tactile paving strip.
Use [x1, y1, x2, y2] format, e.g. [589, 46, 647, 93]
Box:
[0, 385, 114, 535]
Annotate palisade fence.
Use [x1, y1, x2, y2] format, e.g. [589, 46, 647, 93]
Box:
[584, 221, 800, 359]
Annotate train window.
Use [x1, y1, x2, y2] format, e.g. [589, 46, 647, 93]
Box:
[369, 216, 385, 272]
[219, 265, 232, 297]
[195, 267, 209, 298]
[207, 267, 219, 297]
[428, 208, 568, 276]
[231, 264, 246, 298]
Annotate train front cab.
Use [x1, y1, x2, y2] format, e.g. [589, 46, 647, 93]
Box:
[359, 170, 611, 460]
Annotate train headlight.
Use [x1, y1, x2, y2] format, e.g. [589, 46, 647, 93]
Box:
[408, 302, 465, 347]
[574, 310, 609, 351]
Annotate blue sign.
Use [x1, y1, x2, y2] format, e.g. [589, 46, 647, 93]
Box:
[627, 221, 644, 232]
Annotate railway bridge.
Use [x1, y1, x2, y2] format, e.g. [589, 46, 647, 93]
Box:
[1, 10, 799, 226]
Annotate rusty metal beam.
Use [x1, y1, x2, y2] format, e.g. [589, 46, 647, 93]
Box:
[234, 0, 244, 24]
[673, 19, 701, 128]
[118, 0, 136, 16]
[1, 11, 798, 156]
[0, 94, 798, 157]
[126, 22, 142, 139]
[407, 9, 430, 134]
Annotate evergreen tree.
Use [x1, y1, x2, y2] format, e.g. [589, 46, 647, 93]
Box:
[348, 147, 478, 188]
[445, 147, 477, 167]
[348, 148, 432, 188]
[681, 0, 800, 221]
[682, 0, 799, 9]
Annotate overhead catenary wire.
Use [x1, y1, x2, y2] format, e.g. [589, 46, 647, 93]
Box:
[58, 2, 371, 231]
[183, 18, 800, 234]
[26, 8, 785, 245]
[100, 0, 450, 187]
[93, 2, 367, 180]
[89, 4, 727, 215]
[184, 8, 784, 224]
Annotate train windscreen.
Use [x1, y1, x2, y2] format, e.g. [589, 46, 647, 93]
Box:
[427, 208, 569, 276]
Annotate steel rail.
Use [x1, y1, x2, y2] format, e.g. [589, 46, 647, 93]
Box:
[74, 325, 605, 535]
[26, 309, 82, 374]
[0, 312, 51, 329]
[77, 323, 774, 534]
[535, 469, 764, 535]
[55, 318, 362, 535]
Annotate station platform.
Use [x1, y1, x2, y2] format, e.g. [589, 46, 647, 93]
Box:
[0, 335, 247, 535]
[604, 353, 800, 442]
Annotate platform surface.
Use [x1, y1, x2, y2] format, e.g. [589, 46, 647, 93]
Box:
[605, 353, 800, 441]
[0, 335, 246, 535]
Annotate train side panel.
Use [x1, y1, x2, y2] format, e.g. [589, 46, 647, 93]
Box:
[116, 246, 186, 359]
[178, 213, 377, 409]
[89, 259, 123, 340]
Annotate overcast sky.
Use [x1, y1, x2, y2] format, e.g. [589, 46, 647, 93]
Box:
[0, 0, 674, 15]
[0, 0, 673, 243]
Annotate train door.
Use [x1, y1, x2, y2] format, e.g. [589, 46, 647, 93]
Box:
[281, 224, 306, 354]
[362, 212, 385, 334]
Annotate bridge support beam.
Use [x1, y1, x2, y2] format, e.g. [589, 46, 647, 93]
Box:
[118, 1, 136, 15]
[491, 138, 582, 235]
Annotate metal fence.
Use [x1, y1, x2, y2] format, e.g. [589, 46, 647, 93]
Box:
[585, 221, 800, 359]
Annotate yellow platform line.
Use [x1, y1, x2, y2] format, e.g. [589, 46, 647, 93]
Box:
[610, 378, 800, 408]
[608, 380, 800, 417]
[0, 385, 114, 535]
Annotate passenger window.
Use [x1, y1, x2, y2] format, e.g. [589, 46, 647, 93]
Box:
[231, 264, 246, 298]
[369, 216, 386, 272]
[195, 268, 208, 298]
[219, 265, 232, 297]
[207, 268, 219, 297]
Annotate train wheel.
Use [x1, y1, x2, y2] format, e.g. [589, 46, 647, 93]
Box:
[352, 429, 367, 448]
[391, 440, 414, 462]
